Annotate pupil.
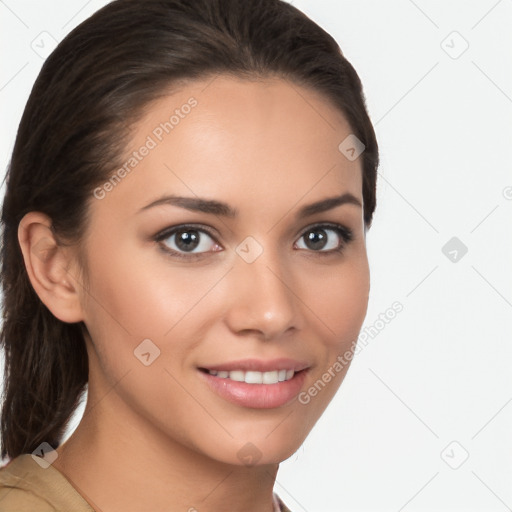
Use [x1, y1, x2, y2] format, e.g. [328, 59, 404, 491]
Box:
[306, 229, 326, 250]
[176, 230, 199, 251]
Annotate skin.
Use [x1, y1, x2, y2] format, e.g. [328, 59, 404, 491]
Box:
[18, 75, 370, 512]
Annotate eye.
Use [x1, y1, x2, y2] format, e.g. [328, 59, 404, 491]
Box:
[295, 223, 353, 254]
[153, 222, 354, 260]
[154, 224, 221, 259]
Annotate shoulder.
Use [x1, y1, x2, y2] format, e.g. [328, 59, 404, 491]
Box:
[0, 455, 56, 511]
[0, 454, 94, 512]
[0, 484, 57, 511]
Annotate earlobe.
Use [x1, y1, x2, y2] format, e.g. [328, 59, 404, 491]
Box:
[17, 211, 85, 323]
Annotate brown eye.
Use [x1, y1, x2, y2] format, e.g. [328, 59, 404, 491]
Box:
[295, 224, 353, 253]
[171, 229, 201, 252]
[155, 225, 221, 258]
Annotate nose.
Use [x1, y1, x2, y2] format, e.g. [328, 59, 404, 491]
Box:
[223, 245, 302, 341]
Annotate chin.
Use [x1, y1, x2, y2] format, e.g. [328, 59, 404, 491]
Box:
[200, 423, 310, 467]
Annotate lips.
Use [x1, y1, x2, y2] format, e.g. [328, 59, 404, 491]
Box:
[197, 358, 311, 408]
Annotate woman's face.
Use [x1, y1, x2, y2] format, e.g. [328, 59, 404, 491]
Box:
[76, 75, 370, 465]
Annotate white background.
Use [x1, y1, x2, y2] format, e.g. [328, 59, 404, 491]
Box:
[1, 1, 512, 511]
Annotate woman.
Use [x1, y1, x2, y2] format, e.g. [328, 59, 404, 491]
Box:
[0, 0, 379, 510]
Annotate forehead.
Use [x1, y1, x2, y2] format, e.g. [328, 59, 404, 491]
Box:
[92, 75, 363, 220]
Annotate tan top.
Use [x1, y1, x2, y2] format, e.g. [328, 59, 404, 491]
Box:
[0, 454, 292, 511]
[0, 454, 95, 511]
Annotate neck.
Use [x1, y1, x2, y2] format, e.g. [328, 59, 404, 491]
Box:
[53, 384, 279, 512]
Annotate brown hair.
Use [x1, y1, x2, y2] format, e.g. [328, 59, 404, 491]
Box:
[0, 0, 379, 461]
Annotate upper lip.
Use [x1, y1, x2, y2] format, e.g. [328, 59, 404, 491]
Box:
[199, 358, 311, 373]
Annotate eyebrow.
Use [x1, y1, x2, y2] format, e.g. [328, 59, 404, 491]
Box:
[138, 192, 362, 219]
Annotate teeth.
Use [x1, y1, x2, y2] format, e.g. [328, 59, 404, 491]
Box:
[245, 371, 263, 384]
[262, 370, 279, 384]
[207, 369, 297, 384]
[229, 370, 245, 382]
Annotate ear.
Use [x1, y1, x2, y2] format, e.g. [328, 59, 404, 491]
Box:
[17, 211, 85, 323]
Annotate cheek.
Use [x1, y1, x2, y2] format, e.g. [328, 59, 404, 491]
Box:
[79, 235, 231, 379]
[309, 253, 370, 350]
[292, 257, 369, 436]
[82, 237, 210, 336]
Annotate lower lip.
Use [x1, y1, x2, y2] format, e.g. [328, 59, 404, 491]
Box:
[198, 369, 308, 409]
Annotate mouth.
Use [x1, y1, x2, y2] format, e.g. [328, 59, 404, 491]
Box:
[197, 359, 310, 409]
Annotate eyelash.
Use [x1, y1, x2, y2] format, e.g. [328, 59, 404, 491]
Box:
[153, 222, 354, 261]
